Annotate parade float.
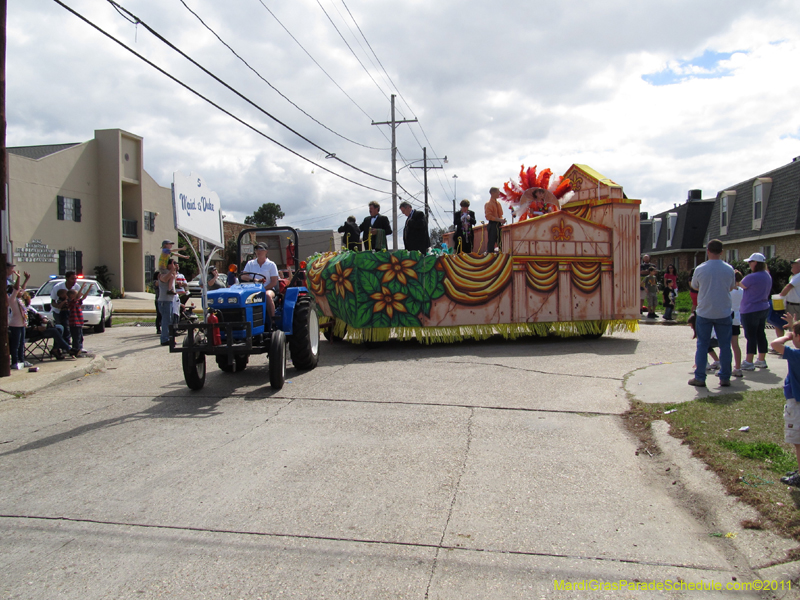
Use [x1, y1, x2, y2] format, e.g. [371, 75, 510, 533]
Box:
[307, 164, 641, 344]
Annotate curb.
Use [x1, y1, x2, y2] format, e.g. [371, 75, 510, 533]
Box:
[0, 355, 107, 398]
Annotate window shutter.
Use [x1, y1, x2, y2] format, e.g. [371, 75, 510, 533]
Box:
[74, 199, 82, 222]
[57, 196, 65, 221]
[58, 250, 66, 275]
[76, 251, 83, 276]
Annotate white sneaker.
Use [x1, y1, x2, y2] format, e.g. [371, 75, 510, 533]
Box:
[22, 361, 33, 368]
[732, 368, 743, 377]
[754, 360, 768, 369]
[11, 363, 23, 370]
[707, 361, 720, 371]
[741, 361, 756, 371]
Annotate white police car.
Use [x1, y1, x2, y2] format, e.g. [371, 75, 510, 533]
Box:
[29, 276, 114, 333]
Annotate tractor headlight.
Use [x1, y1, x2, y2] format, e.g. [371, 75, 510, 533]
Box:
[227, 297, 238, 304]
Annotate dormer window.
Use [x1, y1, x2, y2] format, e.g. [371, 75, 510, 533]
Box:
[666, 212, 678, 248]
[719, 191, 735, 236]
[652, 217, 662, 249]
[752, 177, 771, 231]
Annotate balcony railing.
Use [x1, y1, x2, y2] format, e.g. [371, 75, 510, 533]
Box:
[122, 219, 138, 238]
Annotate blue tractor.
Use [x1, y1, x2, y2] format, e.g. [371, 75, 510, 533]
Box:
[170, 226, 319, 390]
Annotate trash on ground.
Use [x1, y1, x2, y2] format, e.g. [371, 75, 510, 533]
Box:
[739, 426, 750, 432]
[663, 409, 677, 415]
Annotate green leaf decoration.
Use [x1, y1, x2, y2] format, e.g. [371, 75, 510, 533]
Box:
[354, 252, 380, 270]
[416, 255, 438, 274]
[398, 311, 421, 327]
[354, 297, 375, 328]
[406, 298, 422, 317]
[373, 312, 391, 328]
[360, 270, 382, 295]
[422, 300, 432, 317]
[406, 278, 426, 303]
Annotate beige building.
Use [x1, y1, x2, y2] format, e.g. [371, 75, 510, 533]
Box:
[7, 128, 178, 292]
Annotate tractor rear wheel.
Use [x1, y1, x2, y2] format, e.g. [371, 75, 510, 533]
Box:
[289, 296, 320, 370]
[269, 330, 286, 390]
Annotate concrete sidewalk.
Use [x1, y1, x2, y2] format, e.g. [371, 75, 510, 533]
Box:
[113, 291, 156, 314]
[0, 354, 105, 399]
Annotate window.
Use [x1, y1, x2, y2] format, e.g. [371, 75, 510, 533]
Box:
[666, 212, 678, 248]
[761, 245, 776, 260]
[652, 218, 662, 249]
[144, 211, 156, 232]
[145, 254, 156, 276]
[752, 178, 771, 231]
[58, 248, 83, 275]
[726, 249, 739, 263]
[719, 191, 735, 236]
[57, 196, 82, 222]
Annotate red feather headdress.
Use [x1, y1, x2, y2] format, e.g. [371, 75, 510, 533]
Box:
[499, 165, 573, 219]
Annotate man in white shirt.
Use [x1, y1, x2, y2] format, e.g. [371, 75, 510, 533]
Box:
[50, 270, 81, 348]
[781, 258, 800, 321]
[240, 243, 278, 317]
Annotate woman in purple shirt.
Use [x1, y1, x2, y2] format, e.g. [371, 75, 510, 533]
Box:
[739, 253, 773, 370]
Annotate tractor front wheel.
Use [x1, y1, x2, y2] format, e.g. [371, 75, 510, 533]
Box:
[269, 330, 286, 390]
[182, 334, 207, 390]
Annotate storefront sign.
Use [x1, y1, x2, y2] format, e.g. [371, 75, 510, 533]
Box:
[13, 239, 57, 263]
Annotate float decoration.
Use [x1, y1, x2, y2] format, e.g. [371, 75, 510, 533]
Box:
[500, 165, 575, 221]
[309, 164, 640, 345]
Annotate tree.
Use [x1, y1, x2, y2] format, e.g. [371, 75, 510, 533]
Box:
[429, 226, 450, 248]
[244, 203, 285, 227]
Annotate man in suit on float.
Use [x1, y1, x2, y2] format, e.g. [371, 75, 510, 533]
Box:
[359, 201, 392, 251]
[399, 201, 430, 253]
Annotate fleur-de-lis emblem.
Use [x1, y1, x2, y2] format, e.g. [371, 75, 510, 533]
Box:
[570, 172, 583, 191]
[552, 218, 573, 241]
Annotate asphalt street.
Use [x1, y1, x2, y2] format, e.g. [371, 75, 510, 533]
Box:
[0, 323, 797, 599]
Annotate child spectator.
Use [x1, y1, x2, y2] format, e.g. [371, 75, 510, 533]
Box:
[226, 264, 238, 287]
[770, 314, 800, 487]
[66, 284, 90, 357]
[730, 270, 744, 377]
[662, 278, 677, 321]
[663, 264, 678, 290]
[7, 270, 31, 369]
[158, 239, 189, 274]
[688, 311, 721, 371]
[645, 266, 659, 319]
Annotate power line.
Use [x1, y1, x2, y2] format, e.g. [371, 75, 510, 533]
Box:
[51, 0, 390, 195]
[106, 0, 390, 185]
[178, 0, 388, 152]
[253, 0, 379, 125]
[314, 0, 391, 101]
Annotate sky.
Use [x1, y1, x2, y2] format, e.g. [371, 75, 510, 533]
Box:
[7, 0, 800, 245]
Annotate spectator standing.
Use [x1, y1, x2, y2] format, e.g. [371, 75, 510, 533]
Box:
[66, 285, 90, 357]
[688, 239, 735, 388]
[739, 252, 772, 370]
[662, 278, 677, 321]
[770, 314, 800, 487]
[663, 264, 678, 290]
[207, 267, 225, 290]
[8, 271, 31, 369]
[731, 270, 744, 377]
[780, 258, 800, 322]
[153, 270, 162, 336]
[157, 259, 178, 346]
[644, 267, 659, 319]
[640, 254, 656, 314]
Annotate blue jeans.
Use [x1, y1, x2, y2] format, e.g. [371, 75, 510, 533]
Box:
[9, 326, 25, 364]
[740, 309, 769, 356]
[695, 314, 732, 381]
[57, 311, 71, 346]
[158, 301, 176, 344]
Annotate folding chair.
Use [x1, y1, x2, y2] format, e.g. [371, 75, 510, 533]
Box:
[24, 329, 54, 362]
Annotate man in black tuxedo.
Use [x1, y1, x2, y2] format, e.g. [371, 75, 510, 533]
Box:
[359, 201, 392, 251]
[338, 216, 362, 251]
[399, 201, 430, 253]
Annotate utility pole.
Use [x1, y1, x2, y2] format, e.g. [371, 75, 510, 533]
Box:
[452, 174, 458, 215]
[410, 147, 445, 222]
[0, 0, 10, 377]
[371, 94, 416, 249]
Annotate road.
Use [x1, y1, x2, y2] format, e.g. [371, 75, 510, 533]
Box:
[0, 323, 794, 598]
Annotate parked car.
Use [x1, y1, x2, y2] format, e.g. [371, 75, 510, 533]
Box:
[29, 276, 114, 333]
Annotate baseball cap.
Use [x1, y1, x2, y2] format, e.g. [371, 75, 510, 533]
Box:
[793, 258, 800, 264]
[162, 239, 175, 245]
[255, 243, 268, 250]
[6, 261, 15, 268]
[745, 252, 766, 263]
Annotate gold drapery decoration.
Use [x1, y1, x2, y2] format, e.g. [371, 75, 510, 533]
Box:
[571, 261, 602, 294]
[523, 260, 558, 293]
[438, 253, 512, 305]
[564, 204, 591, 219]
